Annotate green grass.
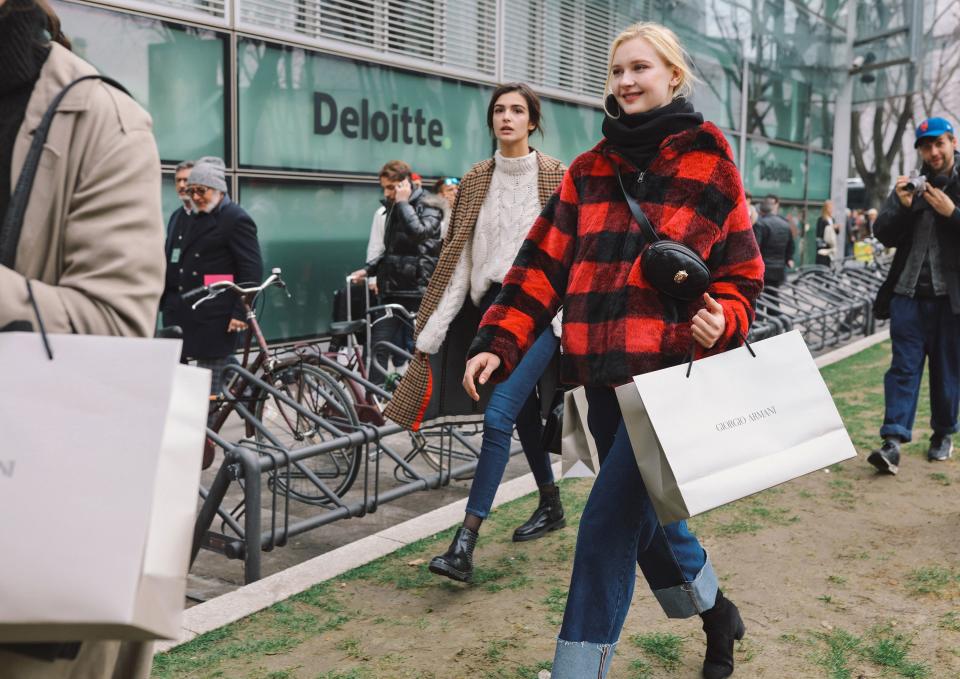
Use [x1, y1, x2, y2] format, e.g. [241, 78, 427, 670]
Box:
[629, 632, 685, 670]
[315, 670, 372, 679]
[265, 670, 297, 679]
[628, 658, 654, 679]
[929, 471, 951, 486]
[335, 637, 370, 661]
[906, 566, 960, 595]
[940, 611, 960, 632]
[812, 626, 930, 679]
[862, 634, 930, 678]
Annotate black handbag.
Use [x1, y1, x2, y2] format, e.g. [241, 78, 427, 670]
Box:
[613, 166, 711, 301]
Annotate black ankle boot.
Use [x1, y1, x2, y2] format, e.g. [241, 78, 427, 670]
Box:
[428, 527, 478, 582]
[700, 590, 745, 679]
[512, 484, 566, 542]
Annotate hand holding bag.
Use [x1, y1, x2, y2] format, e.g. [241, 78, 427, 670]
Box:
[614, 330, 856, 524]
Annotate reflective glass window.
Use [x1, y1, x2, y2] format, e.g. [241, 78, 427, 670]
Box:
[237, 179, 383, 341]
[53, 0, 228, 164]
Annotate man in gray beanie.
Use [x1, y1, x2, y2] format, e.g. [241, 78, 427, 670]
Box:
[160, 156, 263, 424]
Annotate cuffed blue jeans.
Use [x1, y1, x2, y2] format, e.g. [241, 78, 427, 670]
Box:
[552, 387, 718, 678]
[465, 329, 559, 518]
[881, 294, 960, 442]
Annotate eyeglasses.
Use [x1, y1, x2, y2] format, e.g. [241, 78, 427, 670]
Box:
[442, 177, 461, 186]
[186, 186, 211, 197]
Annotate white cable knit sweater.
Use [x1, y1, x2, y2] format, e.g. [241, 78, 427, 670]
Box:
[417, 150, 550, 354]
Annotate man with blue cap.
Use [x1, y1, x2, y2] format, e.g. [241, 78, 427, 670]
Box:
[870, 116, 960, 474]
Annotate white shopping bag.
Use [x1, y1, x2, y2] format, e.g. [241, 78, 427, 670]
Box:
[615, 330, 856, 524]
[0, 332, 210, 641]
[561, 386, 601, 478]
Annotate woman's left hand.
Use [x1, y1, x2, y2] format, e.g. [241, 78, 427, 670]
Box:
[691, 293, 726, 349]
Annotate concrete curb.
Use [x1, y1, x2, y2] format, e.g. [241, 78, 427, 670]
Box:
[814, 328, 889, 369]
[159, 330, 891, 653]
[157, 460, 562, 653]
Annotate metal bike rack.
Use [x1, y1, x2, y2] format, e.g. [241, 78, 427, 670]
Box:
[749, 260, 890, 350]
[191, 363, 514, 584]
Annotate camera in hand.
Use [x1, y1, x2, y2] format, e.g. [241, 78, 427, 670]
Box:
[905, 172, 949, 196]
[905, 172, 927, 195]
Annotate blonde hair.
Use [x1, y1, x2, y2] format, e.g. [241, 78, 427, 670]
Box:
[604, 23, 699, 107]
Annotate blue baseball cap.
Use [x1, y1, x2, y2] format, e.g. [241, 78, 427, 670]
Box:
[914, 117, 955, 147]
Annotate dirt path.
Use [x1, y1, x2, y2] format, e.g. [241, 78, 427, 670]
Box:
[153, 342, 960, 679]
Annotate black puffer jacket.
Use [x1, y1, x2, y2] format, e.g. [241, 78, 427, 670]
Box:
[752, 212, 794, 284]
[367, 188, 444, 309]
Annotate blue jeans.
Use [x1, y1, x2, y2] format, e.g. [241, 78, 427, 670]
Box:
[881, 294, 960, 442]
[465, 329, 559, 518]
[552, 387, 718, 679]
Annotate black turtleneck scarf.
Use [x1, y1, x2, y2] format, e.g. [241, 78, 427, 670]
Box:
[0, 0, 51, 226]
[602, 97, 703, 171]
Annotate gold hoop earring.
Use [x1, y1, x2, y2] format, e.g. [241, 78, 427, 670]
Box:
[603, 93, 621, 119]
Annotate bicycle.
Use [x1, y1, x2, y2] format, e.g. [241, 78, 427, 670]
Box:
[186, 268, 363, 507]
[317, 278, 481, 477]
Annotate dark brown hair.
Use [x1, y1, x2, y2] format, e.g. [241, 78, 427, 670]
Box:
[34, 0, 72, 50]
[379, 159, 412, 182]
[486, 83, 543, 137]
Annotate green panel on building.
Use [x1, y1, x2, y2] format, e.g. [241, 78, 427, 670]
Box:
[238, 179, 381, 341]
[745, 140, 807, 201]
[807, 151, 833, 201]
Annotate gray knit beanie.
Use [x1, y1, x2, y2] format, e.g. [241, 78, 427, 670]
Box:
[188, 158, 227, 192]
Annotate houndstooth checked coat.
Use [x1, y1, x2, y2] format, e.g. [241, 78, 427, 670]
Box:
[384, 150, 566, 430]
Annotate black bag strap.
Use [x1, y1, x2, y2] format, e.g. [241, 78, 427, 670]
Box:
[0, 74, 130, 268]
[612, 163, 661, 246]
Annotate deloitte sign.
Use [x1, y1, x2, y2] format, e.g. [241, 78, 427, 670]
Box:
[313, 92, 445, 148]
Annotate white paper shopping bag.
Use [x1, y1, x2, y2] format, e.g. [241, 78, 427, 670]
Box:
[561, 386, 601, 478]
[615, 330, 856, 524]
[0, 332, 210, 641]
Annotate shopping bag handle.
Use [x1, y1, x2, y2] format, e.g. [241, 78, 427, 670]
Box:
[685, 331, 754, 378]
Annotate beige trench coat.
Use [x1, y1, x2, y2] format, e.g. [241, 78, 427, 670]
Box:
[0, 43, 164, 679]
[0, 43, 164, 336]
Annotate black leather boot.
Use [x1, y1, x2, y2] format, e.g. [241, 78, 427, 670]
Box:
[428, 527, 478, 582]
[700, 590, 745, 679]
[513, 484, 566, 542]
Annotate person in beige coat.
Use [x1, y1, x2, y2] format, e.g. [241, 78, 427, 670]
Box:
[0, 0, 165, 676]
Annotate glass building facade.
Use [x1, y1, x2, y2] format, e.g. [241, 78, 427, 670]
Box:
[51, 0, 850, 341]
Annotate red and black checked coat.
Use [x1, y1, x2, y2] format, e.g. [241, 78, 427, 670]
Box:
[469, 123, 765, 387]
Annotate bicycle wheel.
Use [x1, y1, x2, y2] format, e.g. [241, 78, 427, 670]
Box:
[313, 355, 387, 427]
[255, 363, 362, 506]
[408, 426, 481, 480]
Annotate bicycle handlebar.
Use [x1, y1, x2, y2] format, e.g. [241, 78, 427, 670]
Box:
[186, 267, 289, 310]
[367, 303, 416, 322]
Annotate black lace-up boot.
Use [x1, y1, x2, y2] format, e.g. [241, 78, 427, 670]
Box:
[512, 484, 565, 542]
[428, 527, 479, 582]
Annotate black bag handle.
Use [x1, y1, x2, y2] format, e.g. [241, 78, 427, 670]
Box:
[0, 74, 130, 268]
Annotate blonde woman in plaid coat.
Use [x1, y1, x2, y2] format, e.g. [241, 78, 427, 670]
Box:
[384, 83, 566, 582]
